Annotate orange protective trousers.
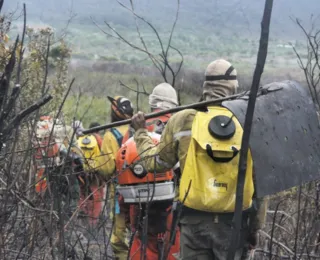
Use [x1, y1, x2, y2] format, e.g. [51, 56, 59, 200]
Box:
[128, 204, 180, 260]
[79, 183, 105, 225]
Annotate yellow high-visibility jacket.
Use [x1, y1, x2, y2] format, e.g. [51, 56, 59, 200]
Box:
[97, 125, 130, 180]
[134, 106, 268, 230]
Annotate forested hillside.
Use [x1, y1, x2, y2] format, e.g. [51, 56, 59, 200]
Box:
[1, 1, 320, 259]
[3, 0, 316, 123]
[4, 0, 319, 69]
[4, 0, 319, 38]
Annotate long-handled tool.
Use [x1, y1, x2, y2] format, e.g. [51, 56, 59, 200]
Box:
[82, 91, 247, 135]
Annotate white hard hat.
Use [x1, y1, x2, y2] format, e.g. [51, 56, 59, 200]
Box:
[149, 83, 178, 110]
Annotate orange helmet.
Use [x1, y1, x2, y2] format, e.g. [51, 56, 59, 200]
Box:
[108, 96, 134, 121]
[116, 133, 175, 203]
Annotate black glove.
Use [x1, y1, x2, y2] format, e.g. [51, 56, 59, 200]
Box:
[247, 232, 258, 249]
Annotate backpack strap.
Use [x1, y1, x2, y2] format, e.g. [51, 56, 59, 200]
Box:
[110, 128, 124, 147]
[110, 127, 134, 147]
[93, 134, 103, 150]
[110, 127, 124, 215]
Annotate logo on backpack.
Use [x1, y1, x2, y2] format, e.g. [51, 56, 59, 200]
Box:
[212, 179, 228, 191]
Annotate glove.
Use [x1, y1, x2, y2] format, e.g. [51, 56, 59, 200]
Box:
[247, 232, 258, 249]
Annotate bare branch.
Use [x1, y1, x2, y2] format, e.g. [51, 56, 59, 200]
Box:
[15, 3, 26, 85]
[119, 79, 149, 111]
[93, 0, 184, 103]
[119, 80, 149, 96]
[0, 0, 3, 13]
[2, 95, 53, 136]
[260, 230, 295, 255]
[292, 16, 320, 109]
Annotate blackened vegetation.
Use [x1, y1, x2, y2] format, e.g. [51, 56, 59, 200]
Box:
[1, 1, 320, 260]
[0, 3, 115, 260]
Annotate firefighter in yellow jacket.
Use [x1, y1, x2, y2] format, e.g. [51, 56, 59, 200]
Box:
[131, 59, 268, 260]
[97, 96, 134, 260]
